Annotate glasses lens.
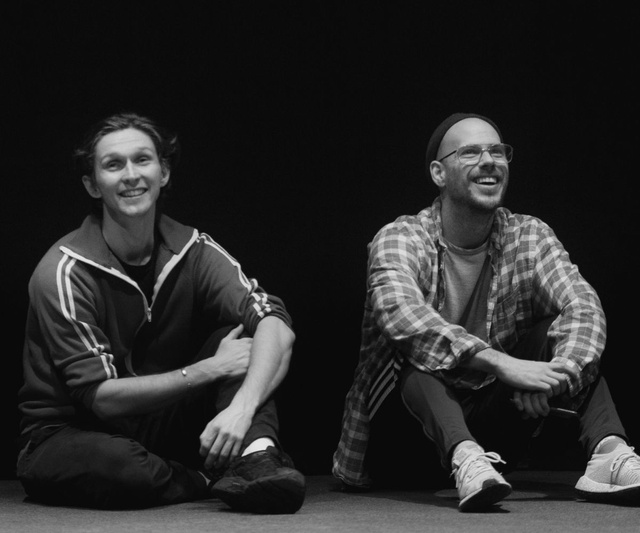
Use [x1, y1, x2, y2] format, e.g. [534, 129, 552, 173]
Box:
[458, 146, 483, 161]
[457, 144, 513, 164]
[489, 145, 506, 158]
[489, 144, 513, 162]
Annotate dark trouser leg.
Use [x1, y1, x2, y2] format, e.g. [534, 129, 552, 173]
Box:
[17, 326, 281, 508]
[17, 423, 206, 508]
[575, 376, 628, 457]
[399, 367, 540, 471]
[399, 368, 473, 468]
[399, 318, 555, 471]
[505, 319, 629, 458]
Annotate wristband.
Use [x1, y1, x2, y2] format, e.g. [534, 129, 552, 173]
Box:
[180, 368, 192, 389]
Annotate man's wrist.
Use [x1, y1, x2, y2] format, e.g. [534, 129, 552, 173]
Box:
[465, 347, 502, 373]
[180, 367, 192, 390]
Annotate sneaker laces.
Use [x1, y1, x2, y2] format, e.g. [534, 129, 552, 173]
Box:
[453, 451, 506, 489]
[610, 447, 640, 485]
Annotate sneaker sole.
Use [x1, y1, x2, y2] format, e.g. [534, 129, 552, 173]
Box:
[459, 481, 512, 512]
[575, 477, 640, 503]
[212, 469, 306, 514]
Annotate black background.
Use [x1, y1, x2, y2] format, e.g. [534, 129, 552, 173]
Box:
[2, 1, 638, 479]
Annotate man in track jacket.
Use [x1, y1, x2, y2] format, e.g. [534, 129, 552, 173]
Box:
[17, 112, 305, 513]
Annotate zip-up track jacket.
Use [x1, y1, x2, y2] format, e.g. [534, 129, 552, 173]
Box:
[18, 214, 292, 435]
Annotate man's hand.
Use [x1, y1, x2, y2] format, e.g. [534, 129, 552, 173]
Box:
[470, 348, 568, 396]
[512, 390, 550, 419]
[203, 324, 252, 381]
[199, 403, 253, 470]
[493, 356, 568, 396]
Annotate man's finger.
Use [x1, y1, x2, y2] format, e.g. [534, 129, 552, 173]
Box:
[512, 391, 524, 411]
[225, 324, 244, 340]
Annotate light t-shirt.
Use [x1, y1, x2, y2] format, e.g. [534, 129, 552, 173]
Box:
[440, 239, 491, 342]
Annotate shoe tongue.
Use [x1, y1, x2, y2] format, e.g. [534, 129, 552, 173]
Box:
[453, 443, 484, 464]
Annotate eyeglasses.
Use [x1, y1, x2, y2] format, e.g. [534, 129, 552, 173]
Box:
[438, 143, 513, 165]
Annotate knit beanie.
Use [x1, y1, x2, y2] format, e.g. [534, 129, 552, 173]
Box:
[425, 113, 503, 172]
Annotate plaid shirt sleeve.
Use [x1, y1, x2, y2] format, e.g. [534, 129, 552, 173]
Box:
[524, 218, 606, 395]
[368, 219, 491, 371]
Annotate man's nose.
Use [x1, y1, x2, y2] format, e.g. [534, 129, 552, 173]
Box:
[479, 149, 495, 163]
[123, 160, 140, 180]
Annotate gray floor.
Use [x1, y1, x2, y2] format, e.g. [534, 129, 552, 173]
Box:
[1, 472, 639, 533]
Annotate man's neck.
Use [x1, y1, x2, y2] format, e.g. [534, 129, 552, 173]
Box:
[101, 213, 156, 266]
[440, 202, 495, 249]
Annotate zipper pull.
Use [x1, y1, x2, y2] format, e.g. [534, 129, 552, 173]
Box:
[146, 308, 152, 322]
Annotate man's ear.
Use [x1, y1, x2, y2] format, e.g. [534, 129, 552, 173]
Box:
[82, 175, 102, 199]
[161, 168, 170, 187]
[430, 161, 446, 188]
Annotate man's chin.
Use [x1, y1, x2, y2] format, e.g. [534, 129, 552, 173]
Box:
[469, 198, 503, 214]
[474, 190, 506, 211]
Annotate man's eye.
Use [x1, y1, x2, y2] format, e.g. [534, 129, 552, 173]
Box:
[459, 146, 480, 158]
[489, 147, 506, 158]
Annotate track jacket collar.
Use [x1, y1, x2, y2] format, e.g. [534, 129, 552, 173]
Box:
[62, 214, 198, 272]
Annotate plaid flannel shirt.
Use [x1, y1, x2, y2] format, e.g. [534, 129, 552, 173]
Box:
[333, 197, 606, 487]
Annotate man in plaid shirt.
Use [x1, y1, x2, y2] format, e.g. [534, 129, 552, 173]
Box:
[333, 113, 639, 511]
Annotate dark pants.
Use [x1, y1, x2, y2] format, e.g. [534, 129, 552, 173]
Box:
[16, 328, 280, 509]
[399, 318, 628, 472]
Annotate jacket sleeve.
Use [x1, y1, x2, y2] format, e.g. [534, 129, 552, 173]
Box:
[368, 221, 489, 372]
[192, 233, 293, 335]
[26, 254, 118, 410]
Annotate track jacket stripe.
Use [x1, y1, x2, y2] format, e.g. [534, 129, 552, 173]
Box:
[200, 233, 271, 318]
[56, 255, 117, 379]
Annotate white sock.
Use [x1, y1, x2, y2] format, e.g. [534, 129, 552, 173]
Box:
[242, 437, 276, 456]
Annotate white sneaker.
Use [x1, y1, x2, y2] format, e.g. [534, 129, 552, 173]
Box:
[452, 446, 512, 512]
[575, 443, 640, 503]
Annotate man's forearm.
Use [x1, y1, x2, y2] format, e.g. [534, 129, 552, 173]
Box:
[462, 347, 504, 373]
[92, 352, 233, 419]
[228, 316, 294, 416]
[463, 346, 569, 394]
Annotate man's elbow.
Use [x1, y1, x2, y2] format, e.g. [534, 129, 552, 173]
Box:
[277, 325, 295, 376]
[90, 382, 120, 421]
[90, 398, 117, 421]
[284, 324, 296, 349]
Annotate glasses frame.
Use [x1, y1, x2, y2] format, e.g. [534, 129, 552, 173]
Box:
[438, 143, 513, 165]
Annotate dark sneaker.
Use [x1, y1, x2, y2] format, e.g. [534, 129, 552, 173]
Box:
[211, 446, 306, 514]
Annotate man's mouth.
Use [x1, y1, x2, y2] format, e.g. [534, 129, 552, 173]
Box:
[120, 188, 146, 198]
[474, 176, 499, 185]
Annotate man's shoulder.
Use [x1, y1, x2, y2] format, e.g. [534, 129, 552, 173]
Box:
[158, 214, 198, 250]
[28, 226, 88, 299]
[376, 205, 437, 237]
[31, 222, 86, 274]
[498, 208, 553, 234]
